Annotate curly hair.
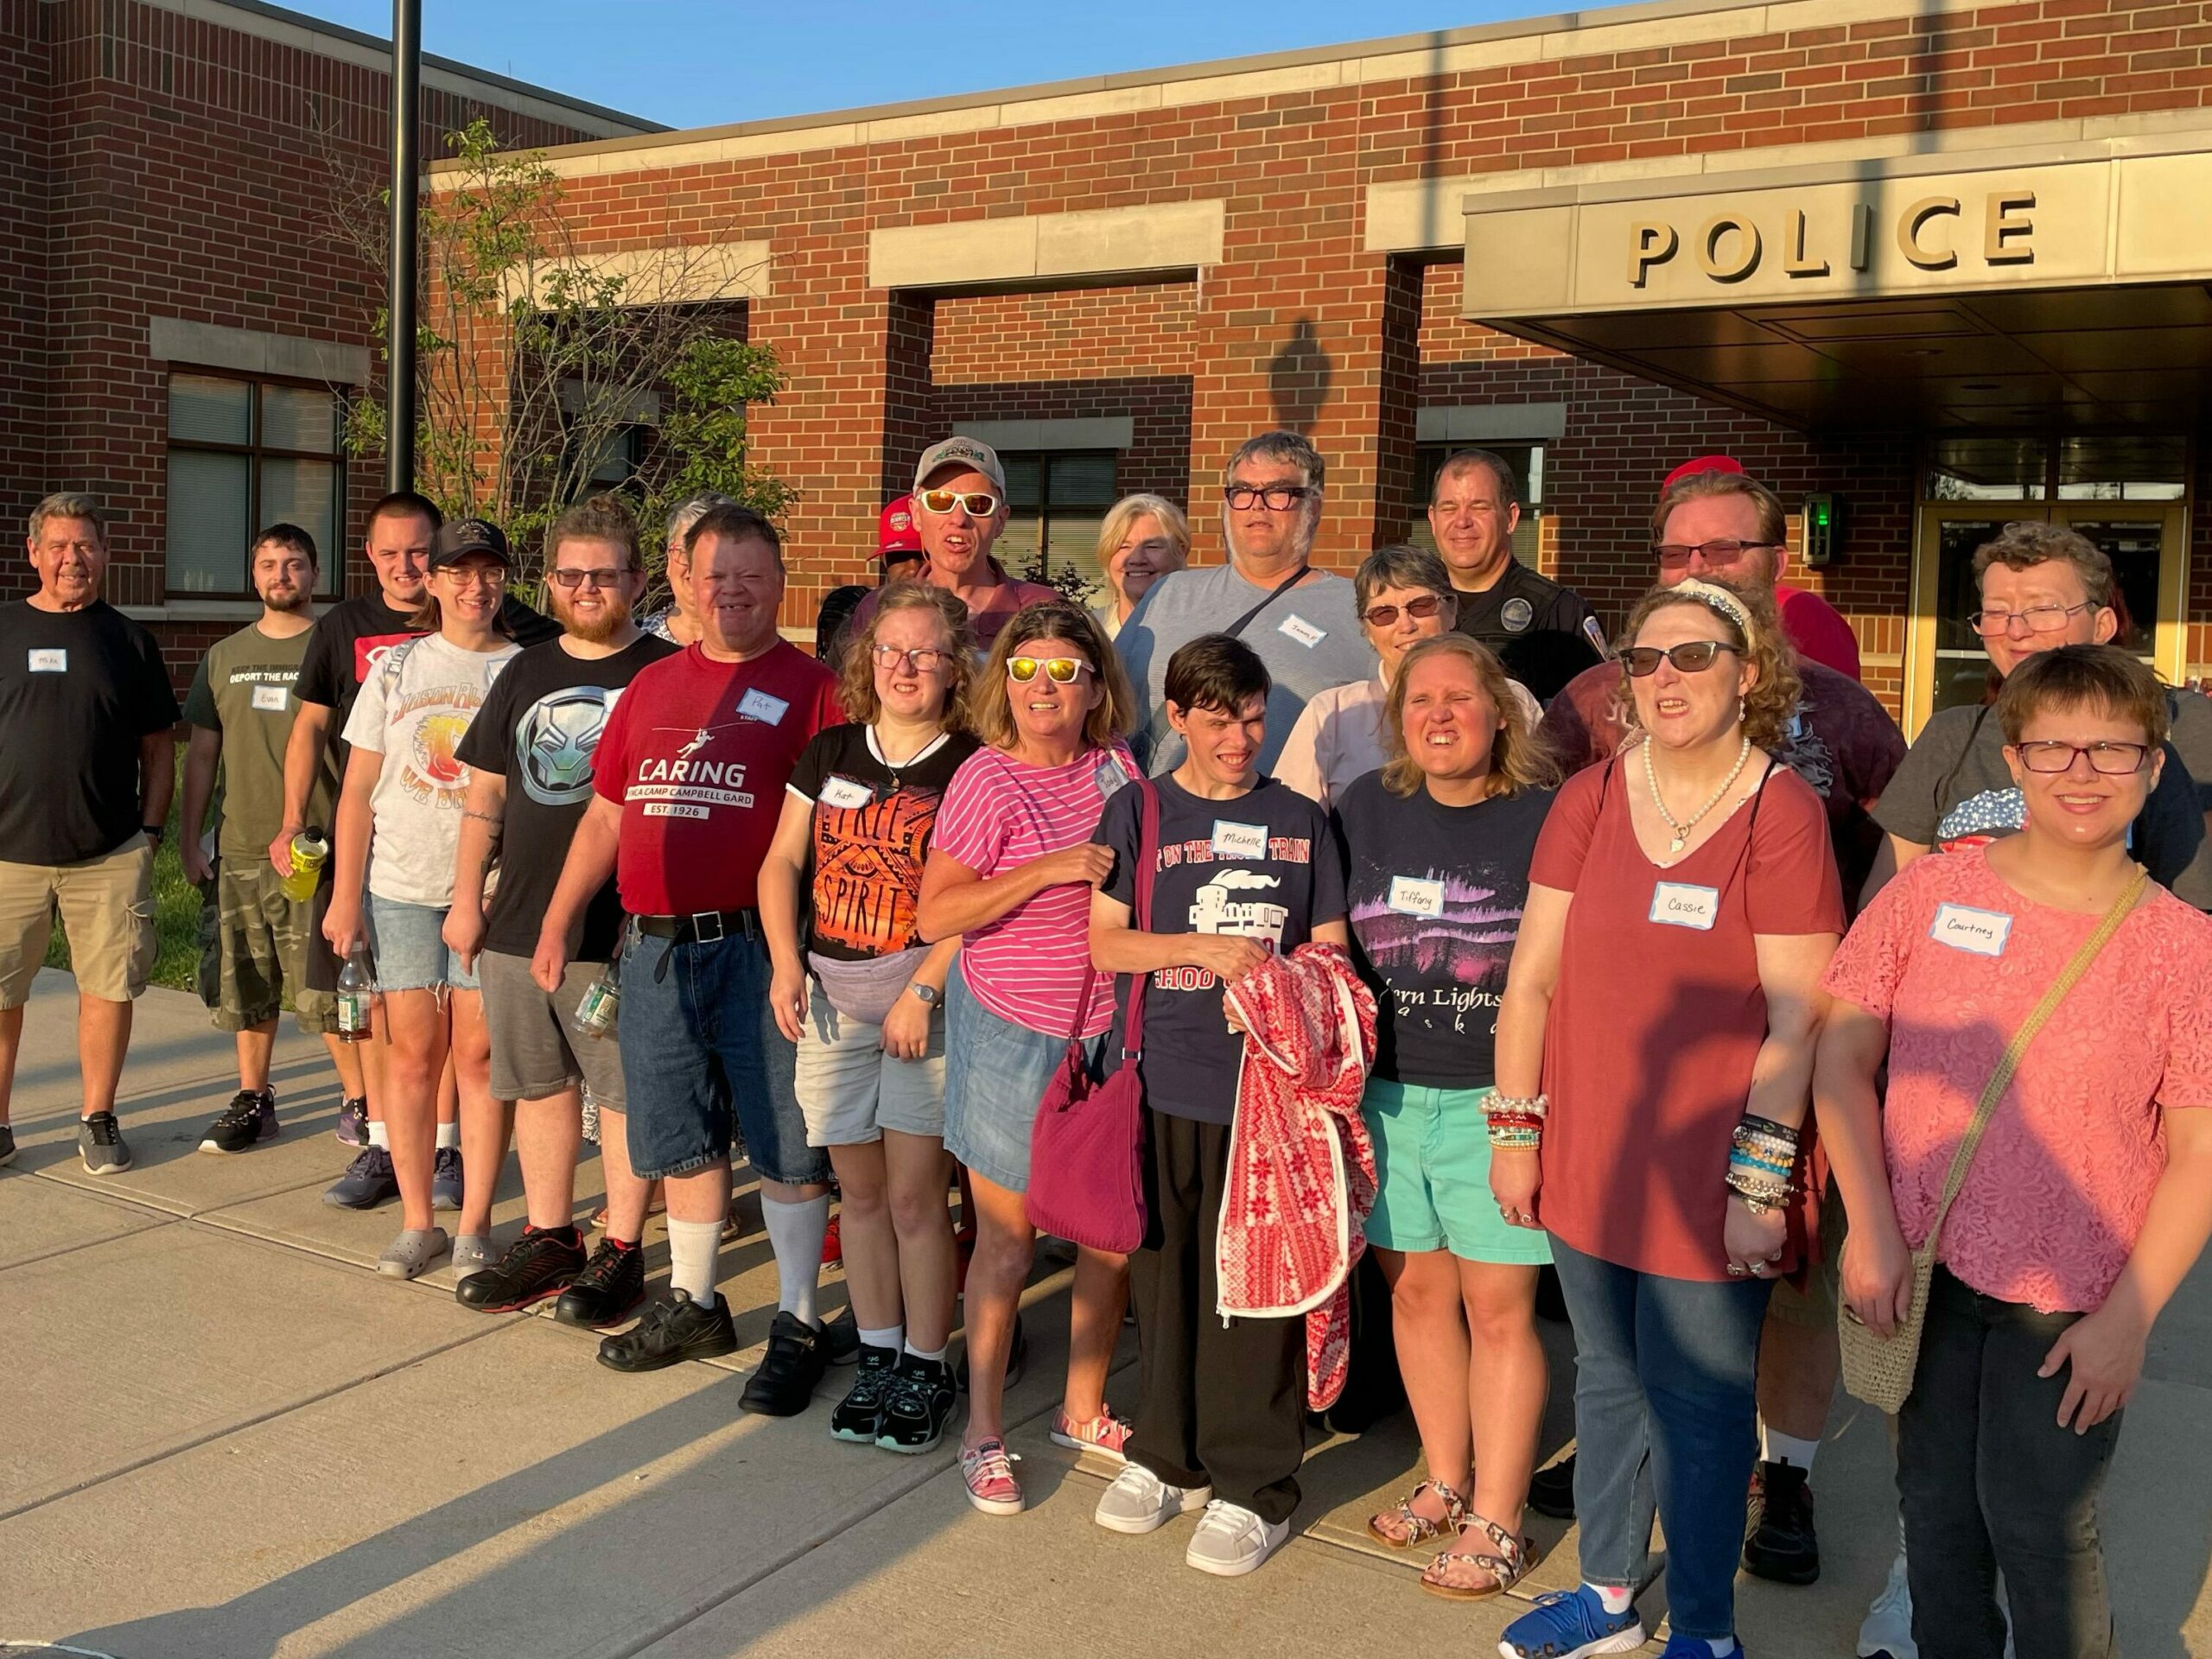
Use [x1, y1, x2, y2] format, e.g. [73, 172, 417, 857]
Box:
[1616, 578, 1800, 755]
[966, 600, 1135, 753]
[834, 580, 976, 731]
[1381, 633, 1560, 799]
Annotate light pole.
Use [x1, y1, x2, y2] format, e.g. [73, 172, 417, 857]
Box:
[385, 0, 422, 494]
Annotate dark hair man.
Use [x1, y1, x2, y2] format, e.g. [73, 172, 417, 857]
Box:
[1428, 447, 1602, 702]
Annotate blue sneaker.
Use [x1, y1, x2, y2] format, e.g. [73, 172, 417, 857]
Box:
[432, 1145, 464, 1211]
[1498, 1587, 1645, 1659]
[1660, 1639, 1742, 1659]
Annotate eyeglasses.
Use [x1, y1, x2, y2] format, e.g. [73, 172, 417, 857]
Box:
[1621, 640, 1741, 677]
[873, 644, 953, 672]
[1969, 601, 2095, 637]
[549, 568, 631, 589]
[1654, 539, 1777, 570]
[2013, 740, 2152, 774]
[435, 567, 506, 588]
[1007, 656, 1095, 685]
[1224, 483, 1315, 512]
[1363, 594, 1449, 628]
[918, 489, 999, 517]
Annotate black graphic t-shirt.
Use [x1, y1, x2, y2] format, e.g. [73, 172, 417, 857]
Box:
[1096, 773, 1347, 1125]
[786, 723, 982, 962]
[1332, 772, 1553, 1089]
[454, 632, 677, 959]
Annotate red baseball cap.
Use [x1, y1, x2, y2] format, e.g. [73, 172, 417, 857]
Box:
[1662, 454, 1745, 493]
[878, 495, 924, 560]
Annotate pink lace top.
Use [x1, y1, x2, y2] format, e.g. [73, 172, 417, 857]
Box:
[1822, 849, 2212, 1313]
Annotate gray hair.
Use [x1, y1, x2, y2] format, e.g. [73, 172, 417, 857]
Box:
[1222, 430, 1325, 493]
[1355, 544, 1453, 616]
[665, 492, 738, 553]
[1432, 448, 1522, 512]
[29, 493, 106, 547]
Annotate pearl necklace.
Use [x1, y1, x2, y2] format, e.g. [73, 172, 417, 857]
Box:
[1643, 733, 1751, 855]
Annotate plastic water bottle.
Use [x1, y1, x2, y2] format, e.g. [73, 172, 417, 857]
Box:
[572, 929, 625, 1040]
[335, 943, 376, 1043]
[278, 829, 328, 904]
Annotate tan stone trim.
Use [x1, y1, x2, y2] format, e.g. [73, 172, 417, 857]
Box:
[954, 417, 1136, 452]
[148, 318, 371, 387]
[868, 201, 1224, 291]
[496, 243, 773, 308]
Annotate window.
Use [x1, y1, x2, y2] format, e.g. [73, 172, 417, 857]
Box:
[995, 451, 1119, 594]
[166, 372, 346, 597]
[1408, 441, 1546, 565]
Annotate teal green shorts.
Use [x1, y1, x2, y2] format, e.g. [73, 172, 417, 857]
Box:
[1363, 1079, 1554, 1266]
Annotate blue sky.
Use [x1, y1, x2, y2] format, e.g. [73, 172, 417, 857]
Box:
[289, 2, 1541, 130]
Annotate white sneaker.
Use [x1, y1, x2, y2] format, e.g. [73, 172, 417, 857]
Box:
[1858, 1536, 1916, 1659]
[1095, 1463, 1211, 1535]
[1185, 1498, 1291, 1576]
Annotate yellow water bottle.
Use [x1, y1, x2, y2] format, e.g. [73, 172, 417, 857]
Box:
[279, 829, 328, 904]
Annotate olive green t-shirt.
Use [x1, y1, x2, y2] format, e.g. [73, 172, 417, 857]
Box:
[181, 621, 339, 862]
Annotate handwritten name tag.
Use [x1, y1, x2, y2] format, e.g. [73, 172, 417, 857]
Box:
[1930, 902, 2012, 957]
[28, 648, 65, 673]
[251, 683, 289, 713]
[1649, 880, 1720, 931]
[1095, 753, 1130, 802]
[738, 688, 788, 725]
[819, 777, 874, 811]
[1278, 613, 1326, 649]
[1212, 820, 1268, 860]
[1387, 875, 1445, 918]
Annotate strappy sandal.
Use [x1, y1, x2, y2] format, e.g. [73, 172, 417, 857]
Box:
[1366, 1478, 1467, 1549]
[1421, 1513, 1534, 1601]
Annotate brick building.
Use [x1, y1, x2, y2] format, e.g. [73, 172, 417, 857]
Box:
[0, 0, 653, 680]
[488, 0, 2212, 732]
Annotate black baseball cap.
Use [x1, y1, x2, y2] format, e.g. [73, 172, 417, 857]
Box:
[428, 518, 512, 569]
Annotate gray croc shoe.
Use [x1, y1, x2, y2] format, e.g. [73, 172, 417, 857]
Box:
[377, 1227, 450, 1281]
[451, 1234, 494, 1279]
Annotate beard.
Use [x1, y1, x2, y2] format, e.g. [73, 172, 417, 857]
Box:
[260, 584, 310, 613]
[557, 597, 630, 644]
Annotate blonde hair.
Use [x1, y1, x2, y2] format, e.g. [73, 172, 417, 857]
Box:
[1095, 495, 1191, 597]
[966, 601, 1135, 753]
[836, 580, 976, 730]
[1617, 579, 1799, 755]
[1382, 633, 1560, 798]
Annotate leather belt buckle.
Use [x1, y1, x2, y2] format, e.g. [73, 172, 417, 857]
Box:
[690, 910, 725, 944]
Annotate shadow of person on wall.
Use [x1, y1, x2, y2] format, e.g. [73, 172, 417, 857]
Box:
[1268, 319, 1332, 437]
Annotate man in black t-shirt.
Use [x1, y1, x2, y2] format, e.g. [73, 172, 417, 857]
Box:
[446, 497, 676, 1323]
[1431, 448, 1601, 702]
[0, 493, 180, 1176]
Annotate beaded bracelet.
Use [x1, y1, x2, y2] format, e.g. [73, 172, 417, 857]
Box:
[1488, 1122, 1543, 1151]
[1486, 1093, 1548, 1122]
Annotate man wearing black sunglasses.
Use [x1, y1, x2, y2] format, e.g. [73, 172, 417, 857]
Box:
[847, 438, 1057, 652]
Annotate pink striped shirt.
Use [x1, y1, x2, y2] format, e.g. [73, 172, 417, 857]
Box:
[932, 741, 1134, 1036]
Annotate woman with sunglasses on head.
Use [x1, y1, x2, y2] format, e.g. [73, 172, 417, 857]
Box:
[1494, 578, 1844, 1659]
[1817, 645, 2212, 1659]
[1335, 632, 1560, 1601]
[918, 601, 1141, 1514]
[760, 582, 982, 1455]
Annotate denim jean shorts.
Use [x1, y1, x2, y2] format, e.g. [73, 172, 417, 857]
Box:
[366, 894, 479, 992]
[942, 960, 1105, 1195]
[615, 925, 830, 1187]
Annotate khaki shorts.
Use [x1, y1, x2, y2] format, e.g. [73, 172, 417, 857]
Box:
[197, 860, 336, 1034]
[1768, 1179, 1848, 1329]
[793, 978, 947, 1147]
[0, 836, 156, 1006]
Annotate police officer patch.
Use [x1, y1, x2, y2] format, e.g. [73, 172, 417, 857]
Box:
[1501, 596, 1535, 633]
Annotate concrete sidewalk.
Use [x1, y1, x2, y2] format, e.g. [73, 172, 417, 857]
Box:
[3, 969, 2209, 1659]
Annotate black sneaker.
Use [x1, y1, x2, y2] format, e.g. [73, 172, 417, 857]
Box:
[1529, 1453, 1577, 1520]
[334, 1095, 368, 1147]
[597, 1288, 737, 1372]
[876, 1354, 957, 1454]
[456, 1225, 588, 1313]
[1744, 1459, 1820, 1585]
[0, 1123, 16, 1167]
[323, 1145, 400, 1209]
[556, 1237, 646, 1329]
[955, 1311, 1027, 1395]
[830, 1344, 899, 1443]
[740, 1309, 827, 1415]
[822, 1303, 861, 1364]
[78, 1110, 131, 1174]
[200, 1088, 278, 1154]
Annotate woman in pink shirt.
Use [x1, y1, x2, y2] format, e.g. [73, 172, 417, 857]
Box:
[918, 601, 1140, 1516]
[1818, 644, 2212, 1659]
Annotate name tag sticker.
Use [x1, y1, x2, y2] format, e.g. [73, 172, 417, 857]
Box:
[1930, 902, 2012, 957]
[1387, 875, 1445, 918]
[1212, 820, 1269, 860]
[738, 688, 789, 726]
[251, 683, 289, 713]
[819, 777, 874, 811]
[28, 648, 65, 673]
[1278, 613, 1326, 649]
[1649, 880, 1721, 931]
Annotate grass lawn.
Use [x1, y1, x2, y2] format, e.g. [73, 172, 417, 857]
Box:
[42, 760, 208, 995]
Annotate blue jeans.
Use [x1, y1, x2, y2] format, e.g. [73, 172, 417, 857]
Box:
[1551, 1235, 1772, 1643]
[615, 926, 829, 1187]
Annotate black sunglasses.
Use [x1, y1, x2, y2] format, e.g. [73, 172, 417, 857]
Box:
[1620, 640, 1741, 677]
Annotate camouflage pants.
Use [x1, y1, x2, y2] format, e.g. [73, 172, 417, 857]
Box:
[198, 860, 338, 1035]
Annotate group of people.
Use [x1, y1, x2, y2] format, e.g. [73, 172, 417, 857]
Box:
[3, 424, 2209, 1659]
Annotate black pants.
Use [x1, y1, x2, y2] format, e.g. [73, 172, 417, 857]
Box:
[1898, 1267, 2123, 1659]
[1126, 1108, 1306, 1525]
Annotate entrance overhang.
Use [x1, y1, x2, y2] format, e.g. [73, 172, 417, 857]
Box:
[1461, 135, 2212, 433]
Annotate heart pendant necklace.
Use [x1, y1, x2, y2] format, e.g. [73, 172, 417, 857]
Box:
[1644, 733, 1751, 855]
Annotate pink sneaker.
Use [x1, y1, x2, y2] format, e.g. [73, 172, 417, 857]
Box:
[1051, 1404, 1132, 1463]
[959, 1436, 1023, 1516]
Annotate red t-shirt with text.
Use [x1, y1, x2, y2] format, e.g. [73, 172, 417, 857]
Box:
[592, 640, 843, 915]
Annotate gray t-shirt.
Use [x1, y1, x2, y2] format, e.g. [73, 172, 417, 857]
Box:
[1872, 695, 2212, 909]
[1115, 561, 1370, 774]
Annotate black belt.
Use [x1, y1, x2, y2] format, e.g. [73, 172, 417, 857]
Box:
[632, 908, 758, 944]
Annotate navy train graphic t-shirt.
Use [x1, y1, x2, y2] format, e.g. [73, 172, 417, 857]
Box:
[1332, 770, 1554, 1090]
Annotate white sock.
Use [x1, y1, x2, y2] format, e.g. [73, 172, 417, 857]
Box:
[905, 1339, 948, 1364]
[859, 1324, 904, 1355]
[1587, 1583, 1633, 1615]
[435, 1120, 459, 1150]
[666, 1217, 721, 1306]
[1760, 1424, 1822, 1471]
[762, 1193, 828, 1324]
[1708, 1641, 1738, 1657]
[367, 1120, 390, 1149]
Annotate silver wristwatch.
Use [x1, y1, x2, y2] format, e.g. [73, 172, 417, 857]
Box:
[908, 982, 940, 1006]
